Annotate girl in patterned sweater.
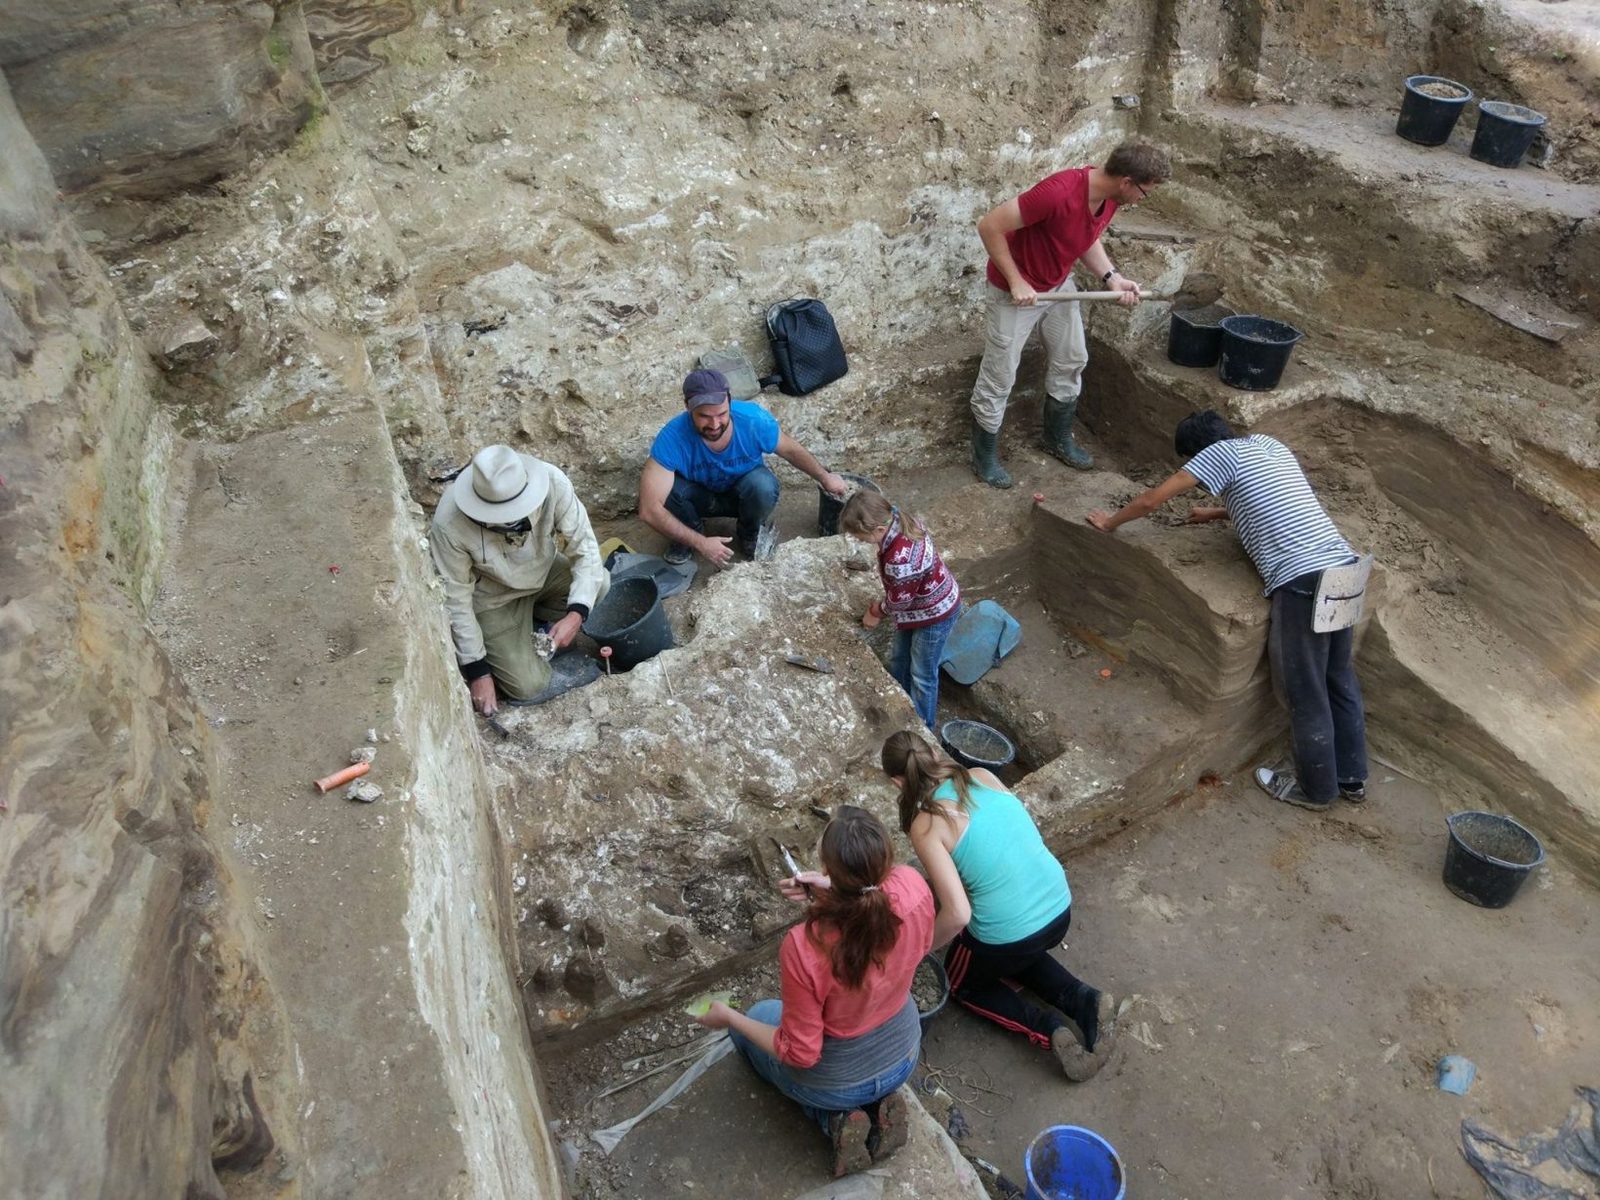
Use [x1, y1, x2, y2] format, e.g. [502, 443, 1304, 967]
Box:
[840, 491, 962, 729]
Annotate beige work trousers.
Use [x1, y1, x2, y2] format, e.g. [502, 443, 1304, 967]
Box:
[475, 555, 610, 699]
[968, 279, 1090, 434]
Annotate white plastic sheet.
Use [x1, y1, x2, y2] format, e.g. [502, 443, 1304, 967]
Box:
[590, 1032, 735, 1155]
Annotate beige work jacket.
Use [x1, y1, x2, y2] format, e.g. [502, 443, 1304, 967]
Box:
[429, 462, 607, 666]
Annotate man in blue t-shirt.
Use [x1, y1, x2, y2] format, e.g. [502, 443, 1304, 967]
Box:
[1083, 410, 1369, 813]
[638, 369, 847, 566]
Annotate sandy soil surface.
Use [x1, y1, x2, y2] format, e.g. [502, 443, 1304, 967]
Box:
[927, 772, 1599, 1200]
[546, 770, 1597, 1199]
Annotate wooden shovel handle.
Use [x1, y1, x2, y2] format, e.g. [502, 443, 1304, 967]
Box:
[1032, 290, 1176, 302]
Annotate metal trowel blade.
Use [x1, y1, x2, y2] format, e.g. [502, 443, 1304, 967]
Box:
[784, 654, 835, 674]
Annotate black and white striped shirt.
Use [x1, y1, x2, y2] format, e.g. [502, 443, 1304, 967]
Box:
[1187, 434, 1354, 595]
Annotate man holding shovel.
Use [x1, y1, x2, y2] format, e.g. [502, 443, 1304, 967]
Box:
[969, 142, 1171, 488]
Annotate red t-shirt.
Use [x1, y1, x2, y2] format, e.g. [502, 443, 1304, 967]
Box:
[770, 865, 936, 1068]
[985, 166, 1118, 292]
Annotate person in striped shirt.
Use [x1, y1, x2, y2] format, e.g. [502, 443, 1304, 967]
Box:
[840, 490, 963, 730]
[1086, 410, 1369, 811]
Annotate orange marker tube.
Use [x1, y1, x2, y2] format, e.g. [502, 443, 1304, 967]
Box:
[314, 761, 370, 794]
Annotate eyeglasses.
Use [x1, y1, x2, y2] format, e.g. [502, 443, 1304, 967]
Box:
[1131, 181, 1151, 200]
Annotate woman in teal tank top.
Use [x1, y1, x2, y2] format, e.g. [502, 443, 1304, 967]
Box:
[881, 731, 1117, 1080]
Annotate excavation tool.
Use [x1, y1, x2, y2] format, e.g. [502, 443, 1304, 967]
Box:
[774, 839, 813, 899]
[1035, 270, 1223, 308]
[482, 714, 514, 742]
[783, 653, 835, 675]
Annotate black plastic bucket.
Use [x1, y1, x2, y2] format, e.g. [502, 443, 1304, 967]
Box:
[939, 719, 1016, 771]
[581, 576, 674, 670]
[818, 472, 883, 536]
[1167, 303, 1236, 368]
[1469, 100, 1548, 168]
[1442, 811, 1545, 908]
[1395, 75, 1473, 146]
[1218, 315, 1304, 391]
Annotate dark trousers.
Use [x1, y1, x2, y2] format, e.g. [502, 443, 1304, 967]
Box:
[942, 906, 1094, 1048]
[664, 467, 780, 553]
[1268, 570, 1369, 804]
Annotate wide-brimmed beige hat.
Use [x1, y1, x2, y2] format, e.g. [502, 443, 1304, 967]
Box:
[452, 445, 550, 525]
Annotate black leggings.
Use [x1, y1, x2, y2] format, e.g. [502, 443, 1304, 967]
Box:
[942, 906, 1095, 1048]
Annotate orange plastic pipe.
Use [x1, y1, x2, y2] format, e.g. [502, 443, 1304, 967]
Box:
[314, 761, 370, 794]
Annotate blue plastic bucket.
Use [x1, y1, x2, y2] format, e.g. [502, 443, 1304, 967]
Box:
[1025, 1125, 1125, 1200]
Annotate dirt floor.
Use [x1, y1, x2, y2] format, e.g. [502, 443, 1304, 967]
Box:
[546, 770, 1599, 1199]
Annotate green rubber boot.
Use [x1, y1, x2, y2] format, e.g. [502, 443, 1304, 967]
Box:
[1043, 396, 1094, 470]
[971, 421, 1014, 489]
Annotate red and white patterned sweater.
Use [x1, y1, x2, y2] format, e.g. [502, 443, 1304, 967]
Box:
[876, 509, 961, 629]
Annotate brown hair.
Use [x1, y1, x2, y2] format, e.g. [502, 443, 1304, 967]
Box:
[804, 805, 902, 990]
[1105, 142, 1172, 185]
[839, 490, 895, 538]
[881, 731, 975, 834]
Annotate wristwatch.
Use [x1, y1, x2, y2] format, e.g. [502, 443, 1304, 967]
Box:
[1101, 268, 1120, 284]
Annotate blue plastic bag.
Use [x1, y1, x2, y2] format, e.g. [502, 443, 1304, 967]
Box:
[940, 600, 1021, 686]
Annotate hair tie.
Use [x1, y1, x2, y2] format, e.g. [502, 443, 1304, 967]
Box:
[860, 884, 880, 893]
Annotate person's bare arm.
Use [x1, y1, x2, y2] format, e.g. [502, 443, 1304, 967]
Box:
[1087, 469, 1200, 533]
[696, 1002, 778, 1054]
[774, 433, 845, 497]
[637, 459, 732, 567]
[1187, 506, 1229, 524]
[911, 816, 972, 949]
[1079, 236, 1143, 308]
[977, 198, 1034, 304]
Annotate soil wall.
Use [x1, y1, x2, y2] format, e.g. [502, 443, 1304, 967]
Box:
[0, 77, 292, 1199]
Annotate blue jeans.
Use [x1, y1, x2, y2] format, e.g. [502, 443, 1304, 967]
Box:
[728, 1000, 918, 1135]
[1268, 569, 1369, 804]
[664, 467, 781, 553]
[890, 609, 959, 729]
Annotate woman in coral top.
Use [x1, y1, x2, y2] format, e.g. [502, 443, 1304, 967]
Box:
[696, 805, 935, 1177]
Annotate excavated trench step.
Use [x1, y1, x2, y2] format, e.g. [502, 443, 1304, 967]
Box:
[150, 408, 561, 1197]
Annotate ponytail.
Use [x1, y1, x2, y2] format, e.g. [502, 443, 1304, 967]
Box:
[881, 730, 974, 834]
[804, 805, 902, 990]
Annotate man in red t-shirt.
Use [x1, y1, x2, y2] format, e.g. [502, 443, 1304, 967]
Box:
[969, 142, 1172, 488]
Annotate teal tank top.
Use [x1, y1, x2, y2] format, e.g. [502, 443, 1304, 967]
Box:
[937, 778, 1071, 945]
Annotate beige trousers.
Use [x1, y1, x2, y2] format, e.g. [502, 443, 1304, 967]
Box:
[968, 279, 1090, 434]
[475, 555, 610, 699]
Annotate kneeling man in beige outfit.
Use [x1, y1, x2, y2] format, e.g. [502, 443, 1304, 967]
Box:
[430, 445, 610, 715]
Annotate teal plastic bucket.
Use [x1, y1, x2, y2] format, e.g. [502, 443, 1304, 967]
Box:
[1025, 1125, 1125, 1200]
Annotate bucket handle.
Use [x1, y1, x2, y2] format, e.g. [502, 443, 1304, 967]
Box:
[1447, 812, 1546, 869]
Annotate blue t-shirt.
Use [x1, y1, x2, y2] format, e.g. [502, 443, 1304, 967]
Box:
[649, 401, 782, 493]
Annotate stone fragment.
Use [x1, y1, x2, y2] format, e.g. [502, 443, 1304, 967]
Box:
[563, 954, 612, 1004]
[658, 924, 692, 959]
[155, 318, 219, 370]
[346, 781, 383, 803]
[350, 746, 377, 764]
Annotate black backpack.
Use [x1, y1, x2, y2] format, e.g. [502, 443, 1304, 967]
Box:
[765, 298, 848, 396]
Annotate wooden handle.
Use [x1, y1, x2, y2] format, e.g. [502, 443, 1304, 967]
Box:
[1032, 290, 1175, 302]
